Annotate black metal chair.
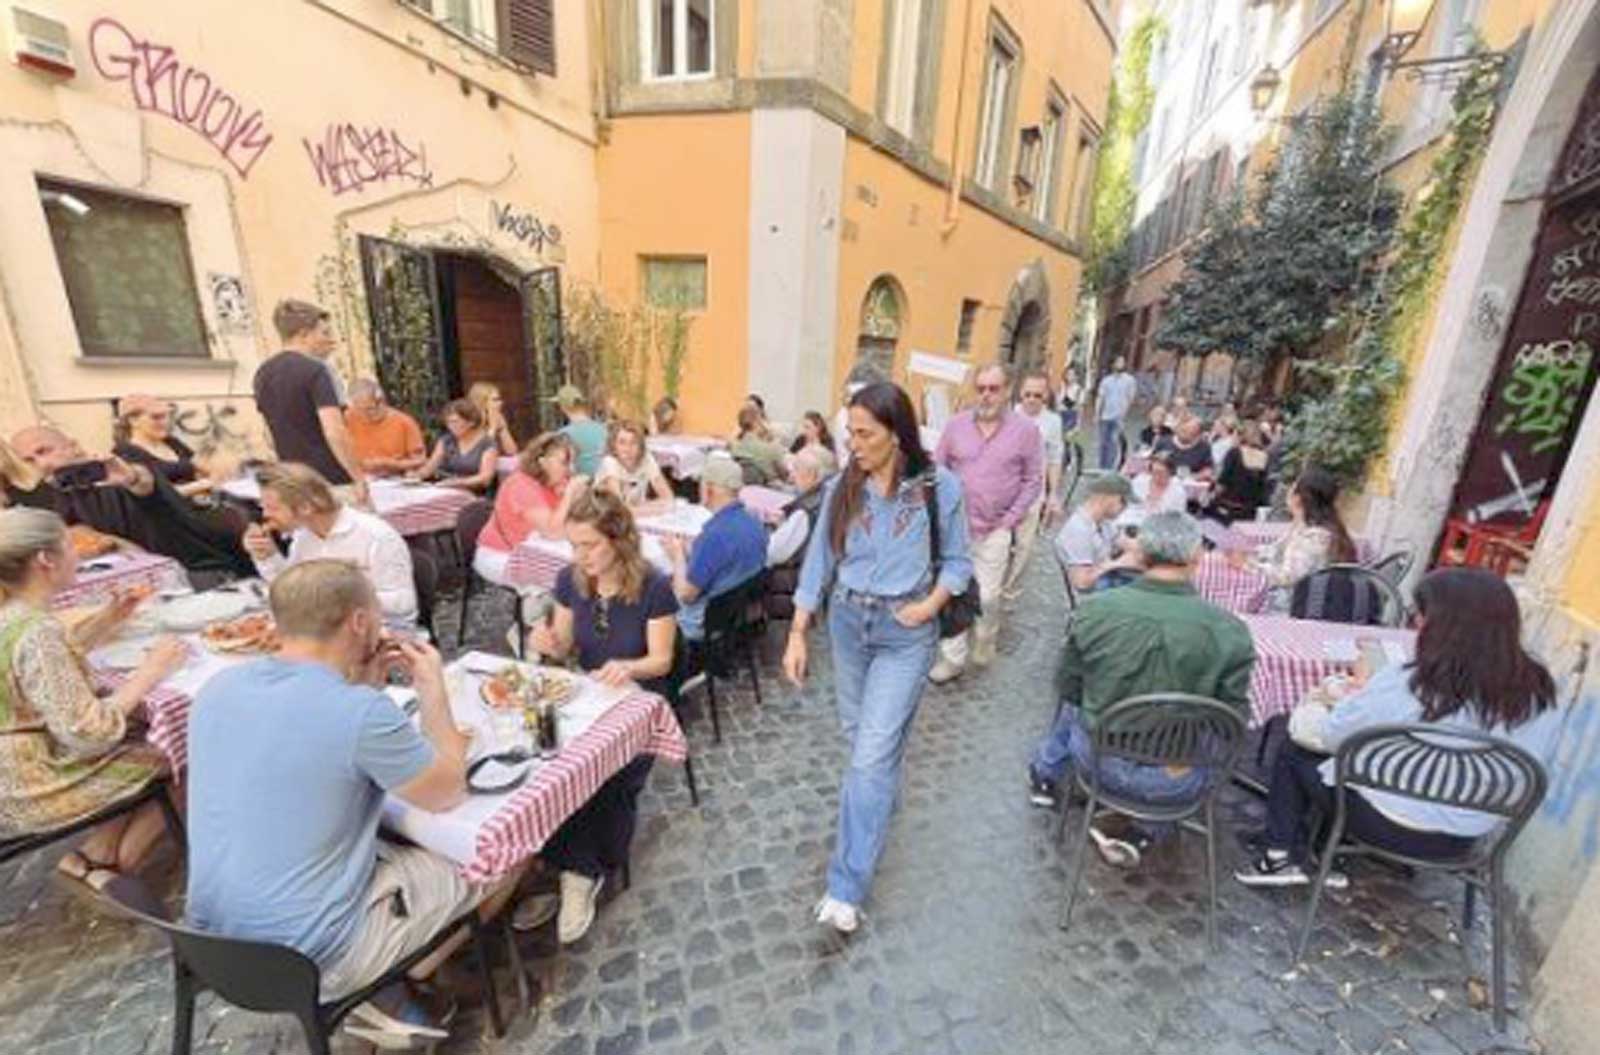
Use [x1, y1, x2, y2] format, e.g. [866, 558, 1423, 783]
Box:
[1290, 563, 1407, 627]
[1295, 724, 1548, 1030]
[100, 873, 508, 1054]
[0, 778, 186, 870]
[1367, 548, 1415, 589]
[454, 499, 525, 656]
[693, 570, 769, 744]
[409, 543, 439, 639]
[1058, 694, 1248, 949]
[1063, 440, 1085, 500]
[662, 643, 704, 807]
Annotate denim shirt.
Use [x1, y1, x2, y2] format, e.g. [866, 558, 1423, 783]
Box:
[794, 467, 973, 612]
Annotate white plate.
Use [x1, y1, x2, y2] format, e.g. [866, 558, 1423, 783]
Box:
[1322, 638, 1360, 664]
[155, 592, 252, 632]
[95, 638, 156, 671]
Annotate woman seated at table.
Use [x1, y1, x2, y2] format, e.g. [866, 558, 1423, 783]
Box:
[411, 398, 498, 493]
[113, 395, 216, 500]
[1208, 421, 1273, 523]
[650, 397, 680, 437]
[1237, 568, 1563, 889]
[730, 405, 789, 486]
[468, 381, 520, 456]
[0, 508, 187, 888]
[517, 489, 676, 942]
[787, 411, 839, 477]
[1233, 466, 1354, 610]
[473, 432, 587, 587]
[595, 420, 675, 513]
[1138, 405, 1172, 451]
[1129, 453, 1189, 518]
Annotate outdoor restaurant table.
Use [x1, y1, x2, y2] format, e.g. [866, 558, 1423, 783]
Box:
[647, 435, 725, 479]
[503, 533, 674, 592]
[737, 485, 792, 527]
[1211, 519, 1379, 561]
[1240, 613, 1416, 726]
[220, 476, 475, 539]
[1193, 551, 1272, 615]
[53, 550, 189, 610]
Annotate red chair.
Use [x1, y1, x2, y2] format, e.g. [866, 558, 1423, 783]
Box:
[1438, 500, 1549, 571]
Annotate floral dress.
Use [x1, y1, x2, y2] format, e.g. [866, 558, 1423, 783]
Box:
[1250, 524, 1334, 612]
[0, 601, 163, 837]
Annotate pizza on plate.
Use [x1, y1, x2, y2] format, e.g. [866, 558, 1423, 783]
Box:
[201, 612, 281, 654]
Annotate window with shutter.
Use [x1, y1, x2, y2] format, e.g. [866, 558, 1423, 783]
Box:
[498, 0, 556, 75]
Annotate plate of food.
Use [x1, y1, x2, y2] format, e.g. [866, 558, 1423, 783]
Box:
[479, 665, 579, 709]
[156, 592, 252, 632]
[68, 524, 120, 559]
[201, 612, 281, 654]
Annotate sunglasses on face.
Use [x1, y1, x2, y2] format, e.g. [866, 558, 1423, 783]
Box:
[975, 384, 1004, 393]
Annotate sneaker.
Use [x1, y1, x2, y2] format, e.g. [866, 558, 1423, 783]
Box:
[512, 891, 559, 932]
[1234, 851, 1350, 890]
[346, 982, 451, 1045]
[972, 641, 997, 668]
[557, 871, 603, 944]
[814, 895, 860, 934]
[927, 659, 963, 685]
[1027, 769, 1059, 809]
[1088, 824, 1150, 869]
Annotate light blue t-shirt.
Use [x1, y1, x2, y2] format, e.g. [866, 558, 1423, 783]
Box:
[1098, 371, 1138, 422]
[185, 659, 434, 967]
[561, 418, 609, 477]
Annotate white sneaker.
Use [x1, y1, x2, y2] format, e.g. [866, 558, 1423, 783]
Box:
[927, 659, 963, 685]
[972, 641, 998, 668]
[814, 895, 860, 934]
[557, 871, 603, 944]
[512, 892, 558, 932]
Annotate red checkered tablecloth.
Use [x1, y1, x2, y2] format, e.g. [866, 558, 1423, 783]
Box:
[503, 540, 571, 591]
[1193, 552, 1271, 615]
[738, 486, 791, 527]
[1242, 614, 1416, 726]
[55, 552, 190, 610]
[1222, 520, 1377, 562]
[647, 436, 725, 478]
[371, 484, 475, 538]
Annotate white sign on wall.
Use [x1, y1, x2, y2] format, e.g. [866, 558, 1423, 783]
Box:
[907, 350, 970, 385]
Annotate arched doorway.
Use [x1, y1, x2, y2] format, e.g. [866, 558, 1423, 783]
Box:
[998, 260, 1052, 376]
[855, 275, 905, 379]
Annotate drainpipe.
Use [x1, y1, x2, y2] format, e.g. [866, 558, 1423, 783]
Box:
[941, 0, 979, 235]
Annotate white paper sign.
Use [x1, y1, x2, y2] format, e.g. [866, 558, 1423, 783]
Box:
[907, 350, 971, 385]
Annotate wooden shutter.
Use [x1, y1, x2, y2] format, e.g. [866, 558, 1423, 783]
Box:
[498, 0, 556, 75]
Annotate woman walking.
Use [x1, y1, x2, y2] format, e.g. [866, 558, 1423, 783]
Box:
[782, 382, 972, 933]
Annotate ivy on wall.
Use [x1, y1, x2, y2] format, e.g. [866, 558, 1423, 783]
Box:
[562, 286, 691, 423]
[1084, 14, 1162, 294]
[1283, 53, 1504, 486]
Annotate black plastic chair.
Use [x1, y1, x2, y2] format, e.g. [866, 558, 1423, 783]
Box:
[695, 570, 769, 744]
[1296, 724, 1547, 1030]
[0, 778, 186, 870]
[1290, 563, 1407, 627]
[101, 873, 508, 1054]
[454, 499, 525, 656]
[1367, 548, 1415, 589]
[1058, 694, 1248, 949]
[409, 543, 439, 638]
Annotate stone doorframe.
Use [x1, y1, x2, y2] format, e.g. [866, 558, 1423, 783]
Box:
[1373, 0, 1600, 616]
[997, 260, 1051, 375]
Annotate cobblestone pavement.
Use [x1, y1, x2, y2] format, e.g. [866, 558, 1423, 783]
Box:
[0, 552, 1539, 1055]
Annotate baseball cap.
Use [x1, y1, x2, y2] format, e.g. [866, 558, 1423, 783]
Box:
[546, 384, 585, 409]
[701, 454, 744, 491]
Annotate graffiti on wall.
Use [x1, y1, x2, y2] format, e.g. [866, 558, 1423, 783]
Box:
[302, 125, 434, 196]
[1494, 340, 1596, 455]
[206, 273, 251, 335]
[490, 200, 562, 254]
[88, 18, 274, 178]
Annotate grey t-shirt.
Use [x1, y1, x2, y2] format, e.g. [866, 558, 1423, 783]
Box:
[1054, 509, 1115, 568]
[1098, 371, 1138, 422]
[185, 659, 434, 966]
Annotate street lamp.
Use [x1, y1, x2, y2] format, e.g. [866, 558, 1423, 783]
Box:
[1382, 0, 1507, 82]
[1383, 0, 1433, 65]
[1249, 64, 1281, 115]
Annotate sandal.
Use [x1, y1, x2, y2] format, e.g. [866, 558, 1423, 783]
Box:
[56, 849, 121, 891]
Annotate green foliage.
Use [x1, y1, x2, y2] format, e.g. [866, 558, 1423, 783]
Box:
[562, 285, 692, 422]
[1282, 54, 1504, 486]
[1085, 15, 1162, 293]
[1158, 87, 1401, 367]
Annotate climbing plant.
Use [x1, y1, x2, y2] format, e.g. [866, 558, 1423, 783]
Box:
[1084, 14, 1162, 293]
[1282, 53, 1505, 486]
[561, 285, 691, 423]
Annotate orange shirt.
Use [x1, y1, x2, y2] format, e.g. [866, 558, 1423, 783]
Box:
[345, 408, 425, 468]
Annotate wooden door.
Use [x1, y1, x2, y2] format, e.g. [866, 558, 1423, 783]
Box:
[442, 254, 538, 441]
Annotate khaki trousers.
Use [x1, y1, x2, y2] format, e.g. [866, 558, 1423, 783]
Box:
[1002, 499, 1045, 603]
[938, 526, 1012, 669]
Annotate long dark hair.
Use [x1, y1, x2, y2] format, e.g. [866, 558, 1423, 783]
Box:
[1409, 568, 1556, 729]
[827, 382, 930, 556]
[790, 410, 835, 455]
[1294, 466, 1356, 562]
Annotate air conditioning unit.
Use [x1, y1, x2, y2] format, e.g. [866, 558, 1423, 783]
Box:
[9, 7, 74, 77]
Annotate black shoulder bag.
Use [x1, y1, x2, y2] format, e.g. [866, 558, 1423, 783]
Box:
[922, 474, 981, 640]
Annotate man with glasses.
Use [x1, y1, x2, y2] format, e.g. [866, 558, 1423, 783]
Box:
[1003, 372, 1065, 605]
[345, 379, 427, 478]
[929, 363, 1043, 683]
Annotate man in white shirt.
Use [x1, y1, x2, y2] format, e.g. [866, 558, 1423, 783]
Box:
[1055, 475, 1143, 595]
[1096, 356, 1138, 470]
[242, 462, 418, 624]
[1003, 372, 1066, 604]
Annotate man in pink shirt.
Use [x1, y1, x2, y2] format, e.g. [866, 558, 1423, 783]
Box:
[929, 363, 1043, 682]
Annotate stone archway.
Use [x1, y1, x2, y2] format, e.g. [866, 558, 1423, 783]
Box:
[998, 260, 1051, 375]
[854, 274, 906, 379]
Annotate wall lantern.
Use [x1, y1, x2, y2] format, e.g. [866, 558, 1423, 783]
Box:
[1249, 64, 1282, 115]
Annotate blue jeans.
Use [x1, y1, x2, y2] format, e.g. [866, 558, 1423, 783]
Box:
[1032, 707, 1207, 837]
[825, 590, 939, 905]
[1097, 418, 1122, 469]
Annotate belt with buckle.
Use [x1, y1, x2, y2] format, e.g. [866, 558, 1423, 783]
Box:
[837, 586, 922, 609]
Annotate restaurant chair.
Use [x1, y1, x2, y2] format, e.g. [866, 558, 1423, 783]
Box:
[697, 570, 769, 744]
[409, 544, 439, 639]
[1366, 548, 1414, 590]
[454, 499, 525, 657]
[100, 873, 509, 1055]
[1295, 724, 1547, 1031]
[0, 778, 185, 872]
[1063, 440, 1085, 499]
[1057, 694, 1246, 950]
[1290, 564, 1407, 628]
[663, 648, 703, 807]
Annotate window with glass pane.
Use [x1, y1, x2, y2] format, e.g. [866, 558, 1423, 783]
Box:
[38, 179, 208, 359]
[644, 0, 713, 79]
[1034, 102, 1064, 222]
[975, 36, 1015, 189]
[883, 0, 924, 137]
[642, 256, 708, 310]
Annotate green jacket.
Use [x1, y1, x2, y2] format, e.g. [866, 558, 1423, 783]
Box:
[1058, 577, 1255, 725]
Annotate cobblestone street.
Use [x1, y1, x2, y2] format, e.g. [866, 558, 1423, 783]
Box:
[0, 555, 1537, 1055]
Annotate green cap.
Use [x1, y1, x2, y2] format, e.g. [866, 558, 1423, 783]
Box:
[1084, 474, 1134, 500]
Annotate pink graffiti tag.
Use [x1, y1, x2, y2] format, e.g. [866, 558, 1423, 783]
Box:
[302, 125, 434, 196]
[88, 18, 274, 178]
